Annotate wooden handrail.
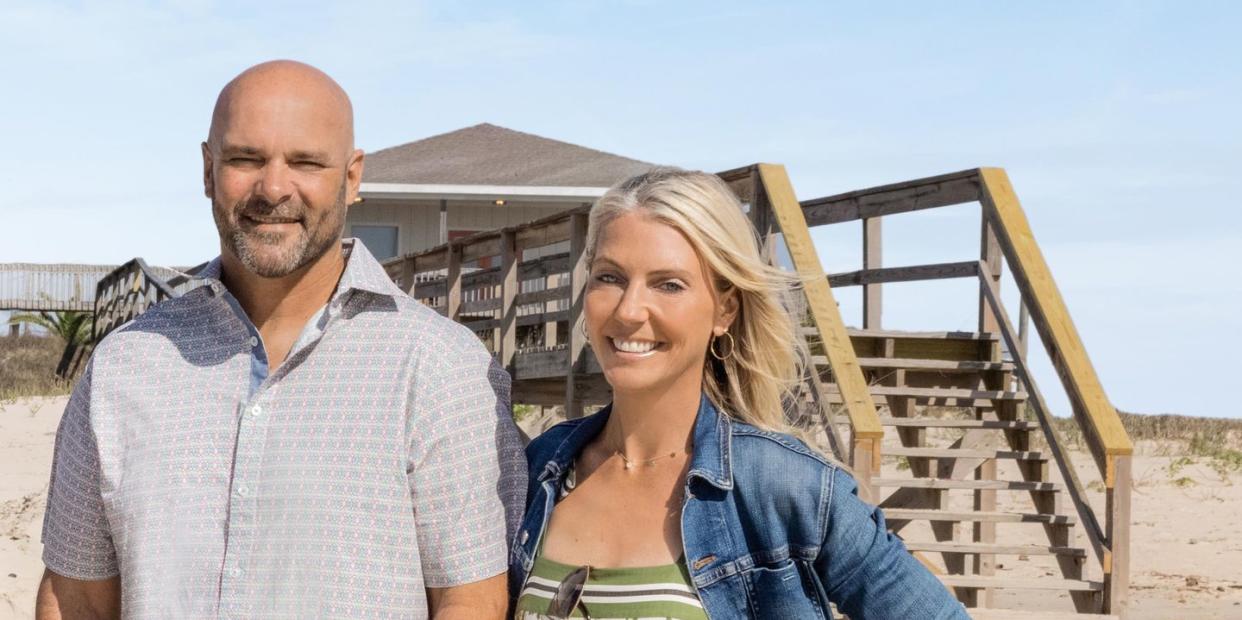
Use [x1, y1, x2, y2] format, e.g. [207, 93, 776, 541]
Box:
[973, 260, 1107, 563]
[977, 168, 1134, 479]
[827, 261, 979, 288]
[800, 169, 982, 226]
[93, 258, 185, 341]
[755, 164, 885, 482]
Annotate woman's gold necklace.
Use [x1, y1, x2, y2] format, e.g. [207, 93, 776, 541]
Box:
[615, 450, 680, 470]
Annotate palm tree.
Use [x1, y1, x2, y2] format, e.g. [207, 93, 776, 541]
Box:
[8, 310, 93, 346]
[8, 311, 94, 378]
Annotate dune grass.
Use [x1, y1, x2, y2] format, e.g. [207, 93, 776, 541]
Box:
[0, 335, 74, 402]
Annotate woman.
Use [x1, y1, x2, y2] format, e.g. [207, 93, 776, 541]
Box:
[509, 168, 968, 619]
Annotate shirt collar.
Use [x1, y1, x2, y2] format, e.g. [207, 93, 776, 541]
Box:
[686, 394, 734, 490]
[193, 238, 403, 301]
[538, 393, 735, 491]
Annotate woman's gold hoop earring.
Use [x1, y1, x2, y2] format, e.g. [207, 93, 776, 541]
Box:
[579, 321, 590, 344]
[710, 331, 735, 361]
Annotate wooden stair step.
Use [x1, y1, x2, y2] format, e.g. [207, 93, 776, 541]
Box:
[939, 575, 1103, 592]
[968, 610, 1118, 619]
[904, 541, 1086, 557]
[885, 509, 1077, 525]
[820, 385, 1028, 401]
[813, 356, 1014, 372]
[874, 478, 1061, 491]
[804, 327, 1000, 341]
[833, 416, 1038, 430]
[887, 447, 1047, 461]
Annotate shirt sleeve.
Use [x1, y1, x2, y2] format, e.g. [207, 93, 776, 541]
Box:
[817, 467, 969, 619]
[41, 364, 119, 580]
[408, 327, 528, 588]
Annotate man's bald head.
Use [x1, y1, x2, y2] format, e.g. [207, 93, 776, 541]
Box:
[202, 60, 365, 279]
[208, 60, 355, 153]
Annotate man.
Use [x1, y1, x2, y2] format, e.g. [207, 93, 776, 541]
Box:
[35, 60, 525, 619]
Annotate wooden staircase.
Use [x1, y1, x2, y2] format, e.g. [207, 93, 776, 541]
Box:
[735, 164, 1133, 618]
[812, 329, 1110, 615]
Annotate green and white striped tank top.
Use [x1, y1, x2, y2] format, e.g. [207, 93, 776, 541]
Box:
[514, 554, 708, 619]
[514, 462, 707, 619]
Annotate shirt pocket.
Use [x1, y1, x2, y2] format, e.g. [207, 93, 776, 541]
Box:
[742, 559, 828, 619]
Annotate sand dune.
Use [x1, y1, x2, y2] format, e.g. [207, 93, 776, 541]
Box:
[2, 397, 1240, 618]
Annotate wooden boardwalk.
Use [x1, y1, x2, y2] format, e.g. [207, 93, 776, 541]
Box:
[0, 263, 118, 312]
[0, 263, 190, 313]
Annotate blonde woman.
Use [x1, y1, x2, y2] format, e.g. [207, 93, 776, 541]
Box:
[509, 169, 967, 619]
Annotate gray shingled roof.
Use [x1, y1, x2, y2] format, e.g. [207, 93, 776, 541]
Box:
[362, 123, 659, 187]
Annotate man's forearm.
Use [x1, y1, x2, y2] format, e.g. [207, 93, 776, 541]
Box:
[35, 569, 121, 620]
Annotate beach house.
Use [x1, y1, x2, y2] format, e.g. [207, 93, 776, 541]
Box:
[349, 123, 658, 261]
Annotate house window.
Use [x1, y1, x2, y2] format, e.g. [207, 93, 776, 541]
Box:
[352, 225, 399, 260]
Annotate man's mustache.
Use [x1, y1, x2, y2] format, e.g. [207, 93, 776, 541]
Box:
[234, 199, 305, 223]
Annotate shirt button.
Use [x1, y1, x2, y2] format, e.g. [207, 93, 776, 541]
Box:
[236, 485, 249, 497]
[519, 530, 529, 544]
[249, 336, 259, 348]
[228, 566, 242, 578]
[250, 405, 262, 418]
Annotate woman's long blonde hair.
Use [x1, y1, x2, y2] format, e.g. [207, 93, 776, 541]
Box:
[586, 167, 808, 433]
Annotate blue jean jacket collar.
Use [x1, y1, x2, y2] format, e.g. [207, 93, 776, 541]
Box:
[535, 393, 734, 491]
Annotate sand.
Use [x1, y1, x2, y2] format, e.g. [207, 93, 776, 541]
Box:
[3, 397, 1240, 618]
[0, 396, 62, 618]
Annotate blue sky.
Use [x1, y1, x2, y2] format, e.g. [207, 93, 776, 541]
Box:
[1, 1, 1238, 418]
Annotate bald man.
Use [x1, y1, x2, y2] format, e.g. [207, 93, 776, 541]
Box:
[36, 61, 526, 619]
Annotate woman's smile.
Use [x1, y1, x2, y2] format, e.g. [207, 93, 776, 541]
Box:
[607, 336, 666, 358]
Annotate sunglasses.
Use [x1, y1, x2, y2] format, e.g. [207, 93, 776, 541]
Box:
[548, 564, 591, 618]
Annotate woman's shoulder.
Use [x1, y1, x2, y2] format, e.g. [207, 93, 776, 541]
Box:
[727, 421, 863, 501]
[728, 421, 851, 492]
[728, 420, 839, 470]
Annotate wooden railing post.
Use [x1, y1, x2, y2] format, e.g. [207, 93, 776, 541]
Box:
[1018, 301, 1030, 358]
[445, 243, 462, 321]
[748, 167, 772, 236]
[498, 230, 519, 371]
[564, 213, 590, 419]
[1105, 454, 1132, 616]
[399, 256, 416, 294]
[543, 276, 559, 349]
[979, 219, 1002, 334]
[849, 437, 876, 503]
[863, 217, 882, 329]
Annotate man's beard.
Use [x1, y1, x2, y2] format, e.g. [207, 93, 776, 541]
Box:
[213, 181, 348, 278]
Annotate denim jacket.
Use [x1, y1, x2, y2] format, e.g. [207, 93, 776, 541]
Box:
[509, 395, 969, 619]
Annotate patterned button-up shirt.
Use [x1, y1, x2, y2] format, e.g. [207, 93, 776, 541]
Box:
[42, 240, 527, 619]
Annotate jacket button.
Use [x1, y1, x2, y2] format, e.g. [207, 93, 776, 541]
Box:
[520, 530, 529, 544]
